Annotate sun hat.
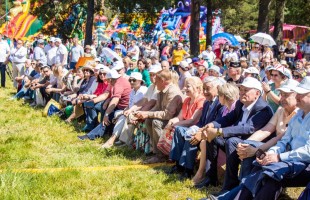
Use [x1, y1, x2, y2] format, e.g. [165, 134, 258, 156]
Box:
[280, 60, 288, 68]
[271, 64, 286, 76]
[186, 58, 192, 64]
[237, 77, 263, 94]
[54, 38, 61, 43]
[240, 57, 247, 61]
[49, 37, 56, 43]
[106, 69, 121, 79]
[208, 65, 221, 75]
[82, 64, 95, 72]
[149, 64, 162, 73]
[178, 43, 183, 47]
[291, 76, 310, 94]
[265, 66, 275, 71]
[276, 79, 300, 93]
[95, 58, 101, 62]
[114, 45, 121, 49]
[112, 61, 125, 71]
[179, 60, 189, 69]
[293, 68, 307, 78]
[95, 64, 110, 73]
[244, 67, 259, 75]
[129, 72, 143, 81]
[114, 37, 120, 42]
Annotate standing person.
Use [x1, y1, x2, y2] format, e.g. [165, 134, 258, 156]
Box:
[127, 40, 140, 63]
[178, 61, 192, 90]
[262, 45, 274, 60]
[171, 43, 190, 73]
[11, 39, 27, 89]
[239, 43, 248, 59]
[69, 37, 84, 70]
[284, 42, 296, 68]
[222, 45, 239, 63]
[137, 59, 151, 87]
[54, 38, 68, 69]
[303, 39, 310, 61]
[33, 39, 47, 66]
[0, 33, 10, 88]
[161, 41, 172, 61]
[44, 37, 57, 67]
[199, 45, 217, 64]
[249, 44, 262, 65]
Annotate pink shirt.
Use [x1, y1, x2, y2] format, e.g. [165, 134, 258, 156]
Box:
[107, 77, 131, 110]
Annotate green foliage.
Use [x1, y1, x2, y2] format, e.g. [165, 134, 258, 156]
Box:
[285, 0, 310, 26]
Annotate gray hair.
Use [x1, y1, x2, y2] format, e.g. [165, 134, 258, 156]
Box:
[203, 76, 226, 87]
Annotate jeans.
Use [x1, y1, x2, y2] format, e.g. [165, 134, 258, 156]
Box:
[0, 62, 6, 87]
[69, 62, 77, 70]
[83, 101, 105, 130]
[12, 62, 24, 88]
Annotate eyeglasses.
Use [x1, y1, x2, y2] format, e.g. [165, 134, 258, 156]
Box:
[270, 73, 278, 77]
[83, 69, 91, 72]
[129, 78, 137, 83]
[99, 73, 106, 76]
[293, 75, 301, 79]
[31, 63, 36, 65]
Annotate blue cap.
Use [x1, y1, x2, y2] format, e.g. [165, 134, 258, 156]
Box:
[191, 57, 199, 63]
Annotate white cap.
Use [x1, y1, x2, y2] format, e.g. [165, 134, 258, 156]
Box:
[95, 64, 110, 73]
[291, 76, 310, 94]
[276, 79, 299, 93]
[129, 72, 143, 81]
[208, 65, 221, 75]
[149, 64, 162, 73]
[55, 38, 62, 43]
[179, 60, 189, 69]
[112, 61, 124, 71]
[49, 37, 56, 42]
[95, 58, 101, 62]
[106, 69, 121, 79]
[186, 58, 192, 64]
[244, 67, 259, 75]
[237, 77, 263, 94]
[200, 51, 209, 60]
[178, 43, 183, 47]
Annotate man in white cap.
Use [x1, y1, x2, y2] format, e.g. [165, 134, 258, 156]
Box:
[243, 67, 260, 79]
[112, 60, 128, 79]
[101, 72, 148, 148]
[54, 38, 68, 68]
[11, 39, 27, 88]
[0, 33, 10, 88]
[79, 69, 131, 140]
[33, 39, 47, 66]
[178, 60, 192, 89]
[69, 36, 84, 70]
[44, 37, 57, 67]
[200, 77, 273, 192]
[236, 76, 310, 200]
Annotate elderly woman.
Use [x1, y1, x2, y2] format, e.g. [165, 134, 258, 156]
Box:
[101, 72, 148, 148]
[243, 67, 260, 80]
[262, 64, 288, 113]
[137, 59, 151, 87]
[172, 43, 190, 72]
[193, 83, 239, 185]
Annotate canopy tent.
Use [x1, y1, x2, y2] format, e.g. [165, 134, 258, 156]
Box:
[269, 24, 310, 41]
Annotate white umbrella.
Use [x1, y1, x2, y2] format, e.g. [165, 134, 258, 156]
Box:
[250, 32, 276, 46]
[234, 35, 246, 43]
[100, 47, 122, 62]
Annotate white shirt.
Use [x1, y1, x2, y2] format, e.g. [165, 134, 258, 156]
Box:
[222, 51, 238, 62]
[199, 50, 216, 63]
[55, 44, 68, 65]
[304, 44, 310, 54]
[129, 85, 148, 108]
[144, 84, 158, 101]
[11, 46, 27, 63]
[128, 45, 140, 61]
[33, 46, 47, 65]
[44, 44, 57, 66]
[70, 45, 84, 62]
[0, 40, 10, 62]
[238, 98, 259, 126]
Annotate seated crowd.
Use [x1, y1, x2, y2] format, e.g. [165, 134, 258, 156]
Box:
[7, 37, 310, 200]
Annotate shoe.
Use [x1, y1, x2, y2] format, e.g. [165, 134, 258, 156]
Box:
[114, 140, 124, 146]
[143, 155, 166, 164]
[179, 169, 193, 181]
[81, 125, 92, 132]
[194, 177, 218, 189]
[22, 96, 31, 100]
[78, 135, 90, 140]
[29, 102, 36, 107]
[167, 164, 184, 175]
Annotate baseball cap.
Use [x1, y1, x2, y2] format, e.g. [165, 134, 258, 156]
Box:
[114, 37, 120, 42]
[49, 37, 56, 42]
[179, 61, 189, 69]
[129, 72, 143, 81]
[37, 39, 44, 44]
[244, 67, 259, 75]
[291, 76, 310, 94]
[149, 64, 162, 73]
[178, 43, 183, 47]
[112, 61, 124, 71]
[276, 79, 300, 93]
[240, 57, 247, 61]
[186, 58, 192, 64]
[106, 69, 121, 79]
[114, 45, 121, 49]
[191, 57, 199, 63]
[55, 38, 61, 43]
[237, 77, 263, 94]
[230, 61, 241, 68]
[95, 64, 110, 73]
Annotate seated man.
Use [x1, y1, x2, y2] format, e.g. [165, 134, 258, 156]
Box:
[78, 69, 131, 140]
[237, 77, 310, 200]
[135, 69, 183, 163]
[169, 77, 225, 179]
[202, 77, 273, 192]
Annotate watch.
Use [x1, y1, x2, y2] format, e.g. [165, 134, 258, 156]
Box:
[216, 128, 223, 137]
[105, 113, 109, 117]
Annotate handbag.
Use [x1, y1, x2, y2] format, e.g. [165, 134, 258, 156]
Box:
[134, 122, 151, 154]
[157, 128, 175, 155]
[43, 99, 62, 117]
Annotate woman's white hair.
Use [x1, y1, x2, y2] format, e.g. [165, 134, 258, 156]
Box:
[203, 76, 226, 87]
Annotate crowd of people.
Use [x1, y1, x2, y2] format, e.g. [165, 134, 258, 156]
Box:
[1, 31, 310, 199]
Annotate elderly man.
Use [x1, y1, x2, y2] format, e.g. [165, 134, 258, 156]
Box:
[33, 39, 47, 66]
[135, 69, 183, 164]
[44, 37, 57, 67]
[237, 77, 310, 200]
[79, 69, 131, 140]
[54, 38, 68, 68]
[227, 61, 244, 84]
[201, 77, 273, 191]
[11, 39, 27, 89]
[0, 33, 10, 88]
[169, 77, 225, 179]
[161, 60, 170, 70]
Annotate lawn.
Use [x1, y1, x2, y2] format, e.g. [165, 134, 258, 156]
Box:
[0, 80, 303, 200]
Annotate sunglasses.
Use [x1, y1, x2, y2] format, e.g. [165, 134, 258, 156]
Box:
[99, 73, 106, 76]
[293, 75, 301, 79]
[83, 69, 91, 72]
[270, 73, 278, 77]
[129, 78, 137, 83]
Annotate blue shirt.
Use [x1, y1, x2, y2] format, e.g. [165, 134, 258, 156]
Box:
[268, 109, 310, 163]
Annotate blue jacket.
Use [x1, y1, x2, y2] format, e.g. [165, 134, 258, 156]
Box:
[212, 97, 273, 139]
[197, 98, 223, 128]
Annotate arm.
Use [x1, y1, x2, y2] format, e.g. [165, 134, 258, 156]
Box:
[246, 123, 276, 141]
[173, 109, 203, 127]
[92, 92, 109, 103]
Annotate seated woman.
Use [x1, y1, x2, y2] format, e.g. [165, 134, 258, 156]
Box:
[65, 64, 97, 123]
[101, 72, 148, 148]
[193, 83, 239, 186]
[45, 64, 68, 102]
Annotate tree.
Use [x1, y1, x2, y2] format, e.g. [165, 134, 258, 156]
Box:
[85, 0, 95, 45]
[257, 0, 271, 33]
[205, 0, 213, 46]
[189, 0, 200, 56]
[273, 0, 285, 45]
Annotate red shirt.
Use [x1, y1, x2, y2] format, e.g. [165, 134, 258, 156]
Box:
[182, 96, 206, 120]
[106, 77, 131, 110]
[93, 81, 109, 96]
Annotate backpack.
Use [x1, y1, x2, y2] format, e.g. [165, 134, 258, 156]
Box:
[298, 182, 310, 200]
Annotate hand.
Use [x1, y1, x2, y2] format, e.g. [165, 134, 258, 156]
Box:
[237, 143, 257, 161]
[103, 115, 111, 126]
[165, 121, 174, 131]
[190, 132, 202, 146]
[201, 129, 208, 140]
[123, 109, 131, 117]
[205, 127, 218, 142]
[46, 88, 53, 94]
[262, 82, 271, 93]
[135, 111, 149, 120]
[257, 152, 280, 166]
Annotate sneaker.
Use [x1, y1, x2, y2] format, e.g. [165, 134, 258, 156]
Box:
[77, 135, 90, 140]
[29, 102, 36, 107]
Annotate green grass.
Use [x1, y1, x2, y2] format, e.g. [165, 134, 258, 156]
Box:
[0, 80, 303, 199]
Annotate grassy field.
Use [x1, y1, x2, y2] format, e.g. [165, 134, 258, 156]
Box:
[0, 80, 303, 200]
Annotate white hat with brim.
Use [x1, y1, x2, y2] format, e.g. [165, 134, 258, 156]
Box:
[130, 72, 143, 81]
[291, 77, 310, 94]
[276, 79, 299, 93]
[55, 38, 61, 43]
[95, 58, 100, 62]
[208, 65, 221, 75]
[179, 61, 189, 69]
[112, 61, 124, 71]
[95, 64, 110, 73]
[244, 67, 259, 75]
[49, 37, 56, 42]
[237, 77, 263, 94]
[106, 69, 121, 79]
[149, 64, 162, 73]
